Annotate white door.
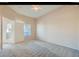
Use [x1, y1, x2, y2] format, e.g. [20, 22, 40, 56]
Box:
[2, 17, 15, 45]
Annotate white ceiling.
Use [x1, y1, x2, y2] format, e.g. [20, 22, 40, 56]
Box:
[8, 5, 63, 18]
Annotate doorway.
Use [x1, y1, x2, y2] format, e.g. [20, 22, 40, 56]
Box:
[2, 17, 15, 49]
[0, 16, 26, 49]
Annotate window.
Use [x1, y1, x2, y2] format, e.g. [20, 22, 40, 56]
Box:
[6, 23, 13, 39]
[24, 24, 31, 37]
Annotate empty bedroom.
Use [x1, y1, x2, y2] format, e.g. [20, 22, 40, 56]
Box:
[0, 5, 79, 57]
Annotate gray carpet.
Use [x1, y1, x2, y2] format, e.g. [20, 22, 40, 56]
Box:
[0, 40, 79, 57]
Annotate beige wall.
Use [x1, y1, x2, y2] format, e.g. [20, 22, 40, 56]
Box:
[36, 6, 79, 50]
[15, 20, 24, 43]
[0, 5, 36, 45]
[0, 5, 16, 20]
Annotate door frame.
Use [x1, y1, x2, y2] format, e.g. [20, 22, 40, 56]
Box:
[0, 16, 3, 50]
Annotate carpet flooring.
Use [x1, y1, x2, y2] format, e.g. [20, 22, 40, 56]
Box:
[0, 40, 79, 57]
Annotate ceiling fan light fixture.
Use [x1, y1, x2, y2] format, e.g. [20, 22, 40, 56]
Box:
[32, 5, 41, 11]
